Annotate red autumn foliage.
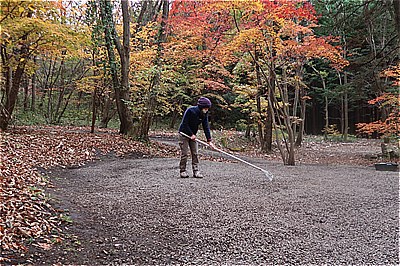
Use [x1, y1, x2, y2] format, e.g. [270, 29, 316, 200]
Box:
[356, 64, 400, 138]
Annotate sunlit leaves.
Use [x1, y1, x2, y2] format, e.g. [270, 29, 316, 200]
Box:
[0, 0, 90, 66]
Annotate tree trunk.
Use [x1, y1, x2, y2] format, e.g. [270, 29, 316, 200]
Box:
[0, 45, 10, 105]
[116, 0, 135, 135]
[279, 67, 296, 165]
[280, 67, 296, 166]
[56, 88, 74, 124]
[31, 64, 36, 112]
[295, 88, 306, 147]
[100, 0, 135, 136]
[1, 66, 12, 105]
[294, 65, 305, 147]
[264, 65, 274, 152]
[245, 117, 251, 139]
[53, 55, 67, 123]
[292, 81, 299, 144]
[0, 62, 26, 130]
[23, 75, 29, 111]
[265, 107, 273, 151]
[310, 65, 328, 140]
[136, 0, 169, 140]
[169, 104, 180, 129]
[99, 92, 116, 128]
[255, 51, 267, 151]
[325, 95, 329, 140]
[91, 88, 97, 133]
[343, 72, 349, 141]
[256, 94, 265, 149]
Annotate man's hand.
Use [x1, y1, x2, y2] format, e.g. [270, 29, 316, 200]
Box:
[190, 135, 196, 140]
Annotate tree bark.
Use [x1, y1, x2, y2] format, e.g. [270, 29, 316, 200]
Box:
[264, 64, 274, 152]
[23, 75, 29, 111]
[343, 72, 349, 141]
[31, 69, 36, 112]
[53, 59, 66, 123]
[256, 93, 264, 149]
[169, 99, 182, 129]
[0, 61, 27, 130]
[135, 0, 169, 140]
[115, 0, 135, 135]
[393, 0, 400, 52]
[254, 50, 273, 152]
[91, 88, 97, 133]
[100, 0, 135, 136]
[280, 67, 296, 165]
[99, 91, 116, 128]
[295, 88, 306, 147]
[255, 50, 267, 151]
[325, 95, 329, 140]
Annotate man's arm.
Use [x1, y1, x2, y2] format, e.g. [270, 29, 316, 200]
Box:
[202, 114, 212, 142]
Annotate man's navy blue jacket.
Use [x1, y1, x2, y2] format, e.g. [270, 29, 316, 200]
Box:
[178, 106, 212, 141]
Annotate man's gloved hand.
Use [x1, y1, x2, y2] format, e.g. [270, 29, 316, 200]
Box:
[190, 135, 196, 140]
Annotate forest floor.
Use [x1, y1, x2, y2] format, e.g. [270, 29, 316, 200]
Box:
[1, 126, 399, 265]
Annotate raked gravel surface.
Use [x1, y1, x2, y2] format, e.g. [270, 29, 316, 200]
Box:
[24, 155, 399, 265]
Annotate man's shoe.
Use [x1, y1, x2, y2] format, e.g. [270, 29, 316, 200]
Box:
[193, 171, 203, 178]
[180, 171, 189, 178]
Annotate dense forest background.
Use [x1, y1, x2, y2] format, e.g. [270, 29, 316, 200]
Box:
[1, 0, 399, 147]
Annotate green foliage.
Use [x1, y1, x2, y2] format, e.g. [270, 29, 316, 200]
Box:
[234, 119, 248, 131]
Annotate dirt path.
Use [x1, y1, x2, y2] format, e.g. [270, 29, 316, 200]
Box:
[16, 150, 398, 265]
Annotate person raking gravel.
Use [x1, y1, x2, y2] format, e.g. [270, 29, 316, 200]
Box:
[178, 96, 215, 178]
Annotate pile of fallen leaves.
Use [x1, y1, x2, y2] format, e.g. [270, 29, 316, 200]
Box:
[0, 126, 178, 261]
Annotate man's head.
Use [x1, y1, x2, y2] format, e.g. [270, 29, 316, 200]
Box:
[197, 97, 212, 113]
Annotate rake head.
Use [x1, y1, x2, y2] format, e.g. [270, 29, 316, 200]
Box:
[262, 170, 274, 181]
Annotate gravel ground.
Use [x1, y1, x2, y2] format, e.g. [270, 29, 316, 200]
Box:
[18, 153, 399, 265]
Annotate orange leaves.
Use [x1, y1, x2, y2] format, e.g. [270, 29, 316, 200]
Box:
[357, 90, 400, 137]
[367, 93, 398, 106]
[381, 63, 400, 87]
[271, 0, 318, 22]
[356, 116, 400, 137]
[230, 28, 264, 51]
[291, 35, 348, 70]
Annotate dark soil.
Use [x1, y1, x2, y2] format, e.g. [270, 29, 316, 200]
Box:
[9, 149, 399, 265]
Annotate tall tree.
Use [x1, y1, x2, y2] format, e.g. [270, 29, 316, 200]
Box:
[134, 0, 170, 140]
[214, 0, 346, 164]
[99, 0, 135, 136]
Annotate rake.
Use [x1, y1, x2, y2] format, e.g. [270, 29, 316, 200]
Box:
[179, 132, 273, 181]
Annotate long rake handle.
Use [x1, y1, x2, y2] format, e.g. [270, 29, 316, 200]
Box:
[179, 132, 273, 180]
